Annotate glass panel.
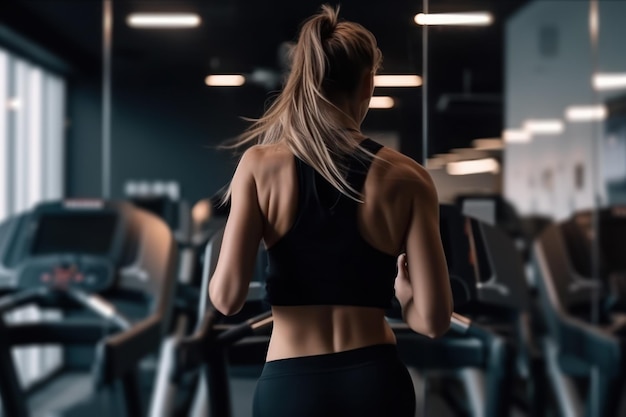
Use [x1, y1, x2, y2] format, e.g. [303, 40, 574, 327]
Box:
[0, 49, 7, 221]
[0, 37, 67, 393]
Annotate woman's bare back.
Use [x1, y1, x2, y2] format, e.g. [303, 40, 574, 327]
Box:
[251, 141, 428, 360]
[209, 138, 450, 358]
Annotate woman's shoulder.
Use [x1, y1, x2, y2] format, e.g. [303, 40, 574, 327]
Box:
[371, 147, 435, 191]
[239, 143, 295, 178]
[364, 147, 439, 212]
[240, 143, 291, 159]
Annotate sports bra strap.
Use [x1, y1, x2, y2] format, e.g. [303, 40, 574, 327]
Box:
[360, 138, 384, 154]
[345, 138, 384, 194]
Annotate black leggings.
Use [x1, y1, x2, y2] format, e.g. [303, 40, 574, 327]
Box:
[252, 344, 416, 417]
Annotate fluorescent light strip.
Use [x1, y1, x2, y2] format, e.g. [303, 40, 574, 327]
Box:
[593, 73, 626, 91]
[426, 157, 447, 169]
[14, 59, 27, 211]
[44, 75, 65, 199]
[205, 75, 245, 87]
[27, 68, 43, 208]
[472, 138, 503, 150]
[565, 105, 607, 122]
[53, 78, 66, 198]
[369, 96, 395, 109]
[523, 119, 564, 135]
[414, 12, 493, 26]
[503, 129, 531, 143]
[0, 50, 7, 220]
[374, 75, 422, 87]
[446, 158, 500, 176]
[450, 148, 490, 162]
[127, 13, 201, 28]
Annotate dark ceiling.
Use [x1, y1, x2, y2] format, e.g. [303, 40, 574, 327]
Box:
[2, 0, 530, 157]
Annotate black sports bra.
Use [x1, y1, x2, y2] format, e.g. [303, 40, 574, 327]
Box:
[264, 138, 397, 309]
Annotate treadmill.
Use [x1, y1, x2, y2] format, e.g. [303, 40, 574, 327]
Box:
[128, 195, 203, 416]
[455, 203, 546, 415]
[390, 204, 523, 417]
[0, 200, 178, 417]
[533, 207, 626, 417]
[149, 226, 272, 417]
[141, 194, 266, 417]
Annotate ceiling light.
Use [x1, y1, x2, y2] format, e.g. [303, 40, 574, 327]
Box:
[472, 138, 503, 150]
[593, 73, 626, 90]
[414, 12, 493, 26]
[374, 75, 422, 87]
[426, 157, 447, 169]
[127, 13, 201, 28]
[205, 75, 246, 87]
[369, 96, 395, 109]
[446, 158, 500, 176]
[565, 105, 607, 122]
[523, 119, 564, 135]
[450, 148, 490, 161]
[433, 153, 462, 163]
[503, 129, 531, 143]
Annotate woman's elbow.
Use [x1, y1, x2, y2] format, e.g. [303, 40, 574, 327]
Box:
[209, 283, 243, 316]
[425, 293, 453, 338]
[423, 313, 451, 339]
[211, 297, 242, 316]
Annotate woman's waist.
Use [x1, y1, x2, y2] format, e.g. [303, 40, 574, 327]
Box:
[266, 305, 397, 361]
[261, 343, 401, 378]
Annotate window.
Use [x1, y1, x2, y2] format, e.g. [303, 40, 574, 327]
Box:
[0, 47, 66, 389]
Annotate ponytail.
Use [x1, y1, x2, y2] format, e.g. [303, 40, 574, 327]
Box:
[222, 4, 382, 202]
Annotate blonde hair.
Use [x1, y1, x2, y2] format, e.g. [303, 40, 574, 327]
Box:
[222, 4, 382, 201]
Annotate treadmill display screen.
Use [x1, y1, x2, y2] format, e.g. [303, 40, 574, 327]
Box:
[31, 213, 118, 255]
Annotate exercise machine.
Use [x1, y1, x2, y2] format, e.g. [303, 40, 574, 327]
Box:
[0, 200, 178, 417]
[533, 207, 626, 417]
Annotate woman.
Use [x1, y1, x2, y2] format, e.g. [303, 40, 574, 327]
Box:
[209, 5, 453, 417]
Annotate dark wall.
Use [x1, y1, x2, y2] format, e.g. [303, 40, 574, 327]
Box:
[65, 70, 272, 204]
[107, 70, 271, 204]
[65, 77, 103, 198]
[66, 76, 426, 203]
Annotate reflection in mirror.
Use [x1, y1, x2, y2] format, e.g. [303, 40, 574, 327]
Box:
[505, 1, 626, 416]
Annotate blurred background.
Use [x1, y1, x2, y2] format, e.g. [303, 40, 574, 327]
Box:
[1, 0, 626, 416]
[2, 0, 625, 219]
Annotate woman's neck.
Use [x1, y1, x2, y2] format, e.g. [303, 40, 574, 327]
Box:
[331, 96, 363, 131]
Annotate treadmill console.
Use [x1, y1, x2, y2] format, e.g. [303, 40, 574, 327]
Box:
[14, 209, 123, 293]
[17, 257, 114, 292]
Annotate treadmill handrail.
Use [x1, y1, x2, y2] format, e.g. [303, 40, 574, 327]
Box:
[172, 310, 273, 381]
[391, 312, 502, 344]
[94, 314, 163, 386]
[173, 309, 217, 378]
[67, 289, 132, 330]
[557, 313, 622, 375]
[5, 322, 117, 346]
[0, 288, 45, 314]
[216, 311, 273, 345]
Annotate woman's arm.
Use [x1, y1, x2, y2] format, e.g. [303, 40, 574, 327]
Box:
[209, 149, 265, 316]
[395, 169, 453, 338]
